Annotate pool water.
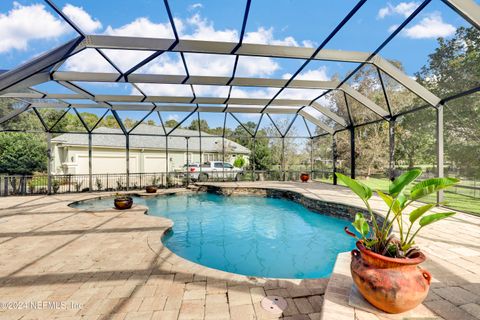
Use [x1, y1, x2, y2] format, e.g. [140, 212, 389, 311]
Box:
[71, 193, 355, 278]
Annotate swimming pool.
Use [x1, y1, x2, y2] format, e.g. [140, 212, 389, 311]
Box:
[71, 193, 355, 278]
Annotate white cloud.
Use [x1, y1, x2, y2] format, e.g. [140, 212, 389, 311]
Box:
[403, 12, 456, 39]
[181, 14, 237, 42]
[287, 66, 330, 81]
[378, 2, 420, 19]
[189, 3, 203, 10]
[0, 2, 69, 53]
[185, 53, 235, 76]
[236, 56, 280, 77]
[62, 4, 102, 33]
[244, 27, 299, 46]
[63, 48, 117, 72]
[105, 17, 175, 38]
[388, 24, 399, 33]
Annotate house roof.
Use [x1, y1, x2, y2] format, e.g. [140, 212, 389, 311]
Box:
[52, 124, 250, 154]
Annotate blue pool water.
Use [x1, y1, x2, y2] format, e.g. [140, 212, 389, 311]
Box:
[71, 193, 354, 278]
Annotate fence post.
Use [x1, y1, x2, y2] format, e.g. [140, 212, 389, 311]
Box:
[4, 176, 8, 196]
[47, 132, 52, 194]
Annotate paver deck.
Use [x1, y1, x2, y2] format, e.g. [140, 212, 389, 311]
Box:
[0, 181, 479, 320]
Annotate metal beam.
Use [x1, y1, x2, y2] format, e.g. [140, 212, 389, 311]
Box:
[373, 56, 441, 107]
[0, 37, 84, 93]
[51, 71, 341, 89]
[441, 0, 480, 30]
[83, 35, 371, 63]
[311, 102, 348, 127]
[341, 84, 390, 118]
[80, 35, 439, 107]
[298, 110, 334, 135]
[0, 104, 30, 126]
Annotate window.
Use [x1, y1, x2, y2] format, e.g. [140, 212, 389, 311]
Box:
[224, 163, 233, 169]
[214, 162, 223, 168]
[203, 153, 217, 162]
[184, 152, 193, 164]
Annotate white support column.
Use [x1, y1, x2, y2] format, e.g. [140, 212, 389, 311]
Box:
[88, 132, 93, 191]
[437, 105, 444, 204]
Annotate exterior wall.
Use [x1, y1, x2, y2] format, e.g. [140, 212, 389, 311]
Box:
[52, 144, 249, 174]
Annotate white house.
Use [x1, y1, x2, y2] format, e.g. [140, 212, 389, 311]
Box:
[51, 124, 250, 174]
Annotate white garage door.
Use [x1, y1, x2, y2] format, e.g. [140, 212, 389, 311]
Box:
[144, 156, 166, 173]
[77, 155, 138, 174]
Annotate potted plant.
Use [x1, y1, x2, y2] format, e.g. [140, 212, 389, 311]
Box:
[336, 169, 459, 313]
[114, 194, 133, 210]
[300, 173, 310, 182]
[146, 185, 157, 193]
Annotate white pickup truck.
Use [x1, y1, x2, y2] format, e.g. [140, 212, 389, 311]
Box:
[184, 161, 244, 181]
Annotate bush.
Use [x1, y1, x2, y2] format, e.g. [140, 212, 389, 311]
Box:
[233, 155, 246, 168]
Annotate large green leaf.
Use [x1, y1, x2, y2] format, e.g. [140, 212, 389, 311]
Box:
[377, 190, 393, 207]
[352, 213, 369, 238]
[389, 169, 422, 197]
[336, 173, 372, 201]
[410, 177, 460, 201]
[419, 212, 456, 227]
[393, 193, 407, 214]
[409, 203, 436, 223]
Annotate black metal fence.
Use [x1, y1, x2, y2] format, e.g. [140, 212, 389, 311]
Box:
[1, 170, 478, 199]
[0, 170, 330, 196]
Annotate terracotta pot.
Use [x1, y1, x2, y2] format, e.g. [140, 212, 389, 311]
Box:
[146, 185, 157, 193]
[351, 241, 431, 314]
[300, 173, 309, 182]
[114, 197, 133, 210]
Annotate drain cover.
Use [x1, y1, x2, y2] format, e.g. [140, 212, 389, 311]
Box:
[261, 296, 287, 314]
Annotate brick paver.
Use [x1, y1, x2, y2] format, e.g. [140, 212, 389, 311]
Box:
[0, 182, 478, 320]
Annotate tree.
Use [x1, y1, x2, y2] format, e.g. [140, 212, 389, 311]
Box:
[164, 119, 179, 128]
[188, 119, 209, 132]
[416, 26, 480, 178]
[0, 133, 47, 174]
[233, 155, 246, 168]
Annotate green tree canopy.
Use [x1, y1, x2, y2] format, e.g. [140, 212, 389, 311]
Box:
[0, 133, 47, 174]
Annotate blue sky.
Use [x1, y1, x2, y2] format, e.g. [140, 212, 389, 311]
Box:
[0, 1, 475, 136]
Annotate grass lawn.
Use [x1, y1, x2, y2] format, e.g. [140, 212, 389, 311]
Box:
[315, 177, 480, 216]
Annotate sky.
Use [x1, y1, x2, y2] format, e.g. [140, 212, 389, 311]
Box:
[0, 0, 475, 136]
